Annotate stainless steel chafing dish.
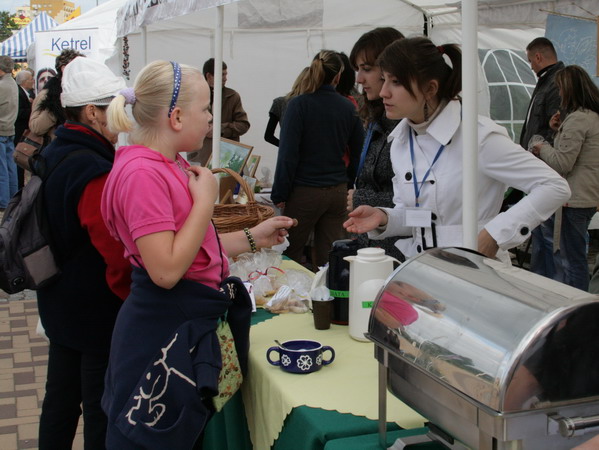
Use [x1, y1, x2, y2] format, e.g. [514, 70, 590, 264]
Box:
[367, 247, 599, 450]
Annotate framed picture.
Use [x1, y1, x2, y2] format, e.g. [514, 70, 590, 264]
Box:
[245, 154, 261, 178]
[208, 138, 253, 174]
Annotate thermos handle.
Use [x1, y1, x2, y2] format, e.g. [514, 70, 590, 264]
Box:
[266, 347, 281, 366]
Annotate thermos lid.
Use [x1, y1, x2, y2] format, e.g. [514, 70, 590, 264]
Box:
[356, 247, 386, 262]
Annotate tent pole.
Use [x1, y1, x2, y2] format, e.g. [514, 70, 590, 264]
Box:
[212, 6, 224, 170]
[462, 0, 479, 250]
[141, 26, 147, 66]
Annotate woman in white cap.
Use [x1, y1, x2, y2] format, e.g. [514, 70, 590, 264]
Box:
[35, 56, 131, 450]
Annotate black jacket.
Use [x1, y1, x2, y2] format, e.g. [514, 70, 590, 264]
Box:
[14, 86, 31, 144]
[272, 85, 364, 203]
[519, 61, 565, 149]
[36, 123, 122, 354]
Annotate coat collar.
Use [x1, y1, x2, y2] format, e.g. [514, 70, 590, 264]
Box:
[389, 99, 462, 147]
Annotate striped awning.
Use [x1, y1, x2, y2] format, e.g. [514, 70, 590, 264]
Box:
[1, 12, 58, 62]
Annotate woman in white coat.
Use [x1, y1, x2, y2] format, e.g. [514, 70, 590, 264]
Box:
[343, 37, 570, 262]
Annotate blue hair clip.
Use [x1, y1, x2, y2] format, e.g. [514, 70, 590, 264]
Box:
[168, 61, 182, 118]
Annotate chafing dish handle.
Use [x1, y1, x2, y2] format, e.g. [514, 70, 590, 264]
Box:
[550, 414, 599, 438]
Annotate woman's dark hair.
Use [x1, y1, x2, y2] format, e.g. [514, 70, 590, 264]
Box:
[555, 65, 599, 116]
[336, 52, 355, 97]
[349, 27, 404, 71]
[378, 36, 462, 104]
[298, 50, 343, 94]
[55, 49, 85, 74]
[349, 27, 404, 121]
[64, 104, 108, 122]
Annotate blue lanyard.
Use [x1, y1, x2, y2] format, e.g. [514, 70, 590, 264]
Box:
[356, 122, 375, 180]
[409, 130, 445, 207]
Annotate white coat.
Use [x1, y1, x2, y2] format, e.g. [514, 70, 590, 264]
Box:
[369, 100, 571, 261]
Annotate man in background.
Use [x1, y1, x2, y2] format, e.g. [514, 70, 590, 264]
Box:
[520, 37, 563, 149]
[520, 37, 565, 281]
[15, 70, 34, 189]
[187, 58, 250, 166]
[0, 55, 18, 211]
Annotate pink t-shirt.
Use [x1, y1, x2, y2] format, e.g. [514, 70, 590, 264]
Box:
[101, 145, 228, 290]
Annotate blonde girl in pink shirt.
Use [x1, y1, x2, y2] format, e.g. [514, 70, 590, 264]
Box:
[100, 60, 294, 449]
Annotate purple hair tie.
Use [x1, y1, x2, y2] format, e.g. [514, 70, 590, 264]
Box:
[119, 87, 136, 105]
[168, 61, 182, 118]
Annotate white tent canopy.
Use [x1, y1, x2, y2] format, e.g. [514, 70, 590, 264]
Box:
[113, 0, 597, 172]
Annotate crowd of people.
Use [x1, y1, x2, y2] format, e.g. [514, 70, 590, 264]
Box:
[0, 28, 597, 449]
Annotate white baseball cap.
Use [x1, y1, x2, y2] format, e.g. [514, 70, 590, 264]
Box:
[61, 57, 126, 107]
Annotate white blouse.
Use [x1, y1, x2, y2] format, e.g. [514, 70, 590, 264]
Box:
[369, 100, 571, 261]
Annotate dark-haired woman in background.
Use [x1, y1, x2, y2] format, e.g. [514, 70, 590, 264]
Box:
[344, 37, 570, 263]
[30, 49, 84, 142]
[336, 52, 359, 110]
[532, 65, 599, 290]
[347, 27, 405, 261]
[272, 50, 364, 268]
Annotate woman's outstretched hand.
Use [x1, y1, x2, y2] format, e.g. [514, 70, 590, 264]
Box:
[343, 205, 387, 234]
[250, 216, 298, 249]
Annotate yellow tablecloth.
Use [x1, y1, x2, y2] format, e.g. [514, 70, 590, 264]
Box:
[241, 313, 425, 449]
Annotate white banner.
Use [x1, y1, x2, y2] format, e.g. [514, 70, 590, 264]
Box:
[33, 28, 101, 92]
[117, 0, 239, 37]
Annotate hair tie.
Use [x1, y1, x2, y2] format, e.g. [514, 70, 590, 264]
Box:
[119, 87, 136, 105]
[168, 61, 182, 118]
[437, 45, 445, 55]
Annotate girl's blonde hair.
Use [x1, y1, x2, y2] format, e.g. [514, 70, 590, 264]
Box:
[285, 66, 310, 99]
[108, 60, 203, 145]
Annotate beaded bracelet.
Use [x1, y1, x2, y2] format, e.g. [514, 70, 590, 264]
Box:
[243, 228, 257, 253]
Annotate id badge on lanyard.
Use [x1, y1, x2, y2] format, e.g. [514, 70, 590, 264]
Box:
[405, 207, 432, 227]
[408, 130, 444, 227]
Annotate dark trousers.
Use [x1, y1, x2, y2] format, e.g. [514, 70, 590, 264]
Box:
[39, 342, 109, 450]
[283, 183, 348, 268]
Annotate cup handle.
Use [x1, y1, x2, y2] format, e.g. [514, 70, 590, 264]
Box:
[321, 346, 335, 365]
[266, 347, 281, 366]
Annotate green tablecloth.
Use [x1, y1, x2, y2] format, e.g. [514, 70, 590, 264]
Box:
[324, 428, 446, 450]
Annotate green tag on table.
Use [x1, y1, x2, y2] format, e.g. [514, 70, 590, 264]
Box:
[329, 290, 349, 298]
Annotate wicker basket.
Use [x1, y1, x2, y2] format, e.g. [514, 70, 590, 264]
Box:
[211, 168, 275, 234]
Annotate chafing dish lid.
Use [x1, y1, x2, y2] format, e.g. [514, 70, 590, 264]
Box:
[368, 247, 599, 412]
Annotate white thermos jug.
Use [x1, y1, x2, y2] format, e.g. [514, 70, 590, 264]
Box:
[344, 248, 399, 341]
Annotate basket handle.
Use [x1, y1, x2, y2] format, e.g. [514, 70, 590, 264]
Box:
[211, 167, 256, 203]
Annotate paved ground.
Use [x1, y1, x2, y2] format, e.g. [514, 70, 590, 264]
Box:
[0, 290, 83, 450]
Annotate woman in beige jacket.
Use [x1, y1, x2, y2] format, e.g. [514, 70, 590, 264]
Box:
[533, 65, 599, 290]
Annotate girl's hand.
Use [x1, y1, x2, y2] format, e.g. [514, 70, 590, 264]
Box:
[477, 228, 499, 258]
[250, 216, 297, 249]
[343, 205, 386, 234]
[186, 166, 218, 204]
